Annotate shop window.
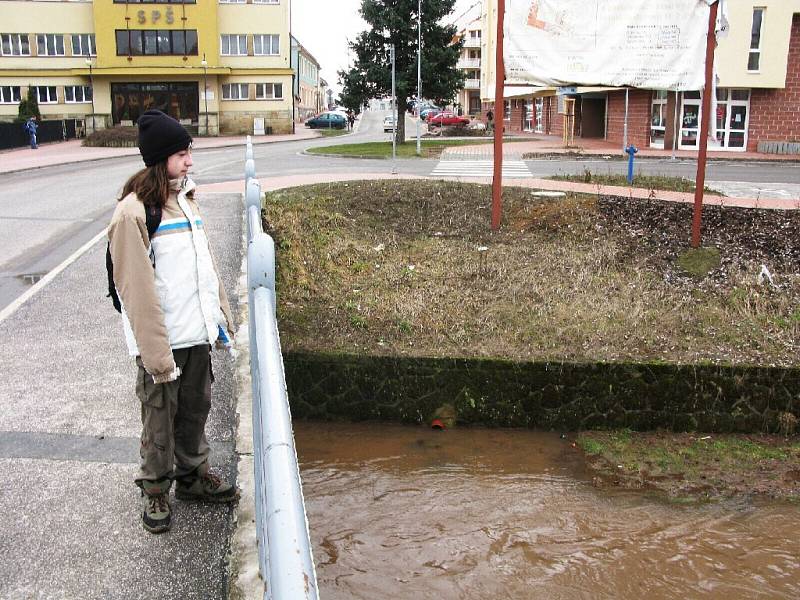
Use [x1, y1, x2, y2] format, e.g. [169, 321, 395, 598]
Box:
[35, 86, 58, 104]
[256, 82, 283, 99]
[650, 90, 668, 147]
[253, 0, 280, 3]
[503, 99, 511, 120]
[222, 83, 249, 100]
[71, 34, 96, 57]
[253, 34, 279, 56]
[748, 8, 764, 71]
[0, 85, 21, 103]
[65, 85, 92, 103]
[37, 34, 65, 56]
[221, 34, 248, 56]
[1, 33, 30, 56]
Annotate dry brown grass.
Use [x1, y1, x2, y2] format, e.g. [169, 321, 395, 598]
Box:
[264, 181, 800, 367]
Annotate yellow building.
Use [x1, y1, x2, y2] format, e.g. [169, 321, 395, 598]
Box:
[0, 0, 293, 135]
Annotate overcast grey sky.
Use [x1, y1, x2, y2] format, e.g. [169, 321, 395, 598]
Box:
[291, 0, 481, 99]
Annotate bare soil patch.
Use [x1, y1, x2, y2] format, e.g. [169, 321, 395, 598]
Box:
[264, 180, 800, 367]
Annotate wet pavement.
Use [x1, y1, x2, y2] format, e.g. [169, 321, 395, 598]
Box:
[296, 422, 800, 600]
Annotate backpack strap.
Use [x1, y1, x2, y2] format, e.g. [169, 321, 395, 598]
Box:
[106, 203, 163, 313]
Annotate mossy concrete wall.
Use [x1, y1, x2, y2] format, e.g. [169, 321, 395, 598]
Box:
[284, 352, 800, 432]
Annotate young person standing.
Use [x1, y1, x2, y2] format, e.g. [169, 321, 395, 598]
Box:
[108, 109, 239, 534]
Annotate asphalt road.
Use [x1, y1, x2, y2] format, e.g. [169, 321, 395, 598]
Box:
[0, 107, 798, 312]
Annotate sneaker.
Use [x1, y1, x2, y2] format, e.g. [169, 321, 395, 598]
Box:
[142, 491, 171, 534]
[175, 471, 240, 504]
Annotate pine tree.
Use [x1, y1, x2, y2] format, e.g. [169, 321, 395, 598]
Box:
[338, 0, 464, 144]
[17, 87, 42, 122]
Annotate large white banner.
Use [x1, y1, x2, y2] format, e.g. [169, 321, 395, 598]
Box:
[505, 0, 715, 90]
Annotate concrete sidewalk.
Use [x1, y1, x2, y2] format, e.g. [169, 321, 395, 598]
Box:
[442, 133, 800, 162]
[0, 192, 246, 599]
[198, 172, 798, 211]
[0, 127, 320, 175]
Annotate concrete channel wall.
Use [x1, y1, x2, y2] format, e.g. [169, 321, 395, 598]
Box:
[283, 352, 800, 433]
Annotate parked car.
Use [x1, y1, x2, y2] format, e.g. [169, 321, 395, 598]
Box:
[420, 108, 441, 121]
[305, 112, 347, 129]
[383, 115, 397, 132]
[427, 112, 470, 127]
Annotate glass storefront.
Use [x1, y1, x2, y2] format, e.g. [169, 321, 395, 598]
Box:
[679, 88, 750, 151]
[111, 82, 199, 125]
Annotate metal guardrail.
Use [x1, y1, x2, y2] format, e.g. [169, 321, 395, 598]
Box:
[244, 137, 319, 600]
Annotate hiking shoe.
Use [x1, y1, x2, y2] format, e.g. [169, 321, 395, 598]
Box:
[175, 471, 240, 504]
[142, 491, 171, 534]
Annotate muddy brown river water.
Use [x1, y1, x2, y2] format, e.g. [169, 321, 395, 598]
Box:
[294, 422, 800, 599]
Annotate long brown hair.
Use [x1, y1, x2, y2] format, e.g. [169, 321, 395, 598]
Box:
[117, 162, 171, 207]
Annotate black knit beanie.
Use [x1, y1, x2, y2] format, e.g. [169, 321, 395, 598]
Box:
[137, 110, 193, 167]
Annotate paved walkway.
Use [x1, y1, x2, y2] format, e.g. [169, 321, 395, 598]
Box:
[442, 133, 800, 162]
[200, 171, 797, 211]
[0, 127, 320, 175]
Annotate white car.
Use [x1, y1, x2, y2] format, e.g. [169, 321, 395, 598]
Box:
[383, 115, 397, 132]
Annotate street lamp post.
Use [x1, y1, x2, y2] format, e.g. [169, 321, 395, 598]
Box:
[390, 43, 397, 172]
[201, 54, 209, 135]
[85, 53, 95, 134]
[416, 0, 422, 156]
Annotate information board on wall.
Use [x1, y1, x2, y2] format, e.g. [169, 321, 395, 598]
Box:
[505, 0, 715, 90]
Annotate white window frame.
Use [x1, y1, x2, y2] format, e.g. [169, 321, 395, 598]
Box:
[35, 86, 58, 104]
[649, 90, 668, 148]
[37, 33, 66, 56]
[219, 0, 246, 3]
[503, 99, 511, 121]
[748, 7, 765, 72]
[255, 82, 283, 100]
[220, 34, 248, 56]
[253, 34, 279, 56]
[0, 85, 21, 103]
[65, 85, 92, 103]
[222, 83, 249, 100]
[253, 0, 279, 3]
[71, 33, 96, 57]
[1, 33, 30, 56]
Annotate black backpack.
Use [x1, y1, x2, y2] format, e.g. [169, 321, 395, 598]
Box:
[106, 204, 162, 313]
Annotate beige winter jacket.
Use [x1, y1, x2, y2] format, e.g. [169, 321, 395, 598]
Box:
[108, 178, 233, 383]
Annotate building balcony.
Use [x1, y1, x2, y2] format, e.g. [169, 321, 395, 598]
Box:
[462, 38, 481, 48]
[457, 58, 481, 69]
[464, 78, 480, 89]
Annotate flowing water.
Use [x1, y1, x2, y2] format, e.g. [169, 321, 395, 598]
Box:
[294, 422, 800, 599]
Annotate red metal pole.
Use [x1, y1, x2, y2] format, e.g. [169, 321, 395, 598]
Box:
[691, 0, 718, 248]
[491, 0, 505, 231]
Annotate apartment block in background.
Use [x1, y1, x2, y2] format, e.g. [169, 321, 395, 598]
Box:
[290, 35, 321, 121]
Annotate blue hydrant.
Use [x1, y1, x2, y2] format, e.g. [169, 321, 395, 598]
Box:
[625, 145, 638, 184]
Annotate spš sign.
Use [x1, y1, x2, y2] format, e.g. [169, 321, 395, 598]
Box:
[137, 8, 175, 25]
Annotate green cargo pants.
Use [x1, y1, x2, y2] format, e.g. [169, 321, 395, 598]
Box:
[134, 344, 213, 485]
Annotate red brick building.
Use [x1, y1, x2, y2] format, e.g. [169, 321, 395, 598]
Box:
[480, 3, 800, 155]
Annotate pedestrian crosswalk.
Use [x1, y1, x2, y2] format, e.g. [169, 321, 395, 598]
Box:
[430, 159, 532, 179]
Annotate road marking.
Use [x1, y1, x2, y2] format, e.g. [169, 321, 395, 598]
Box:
[431, 159, 532, 178]
[0, 227, 108, 325]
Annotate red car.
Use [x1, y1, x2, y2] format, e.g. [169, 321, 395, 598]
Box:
[427, 112, 470, 127]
